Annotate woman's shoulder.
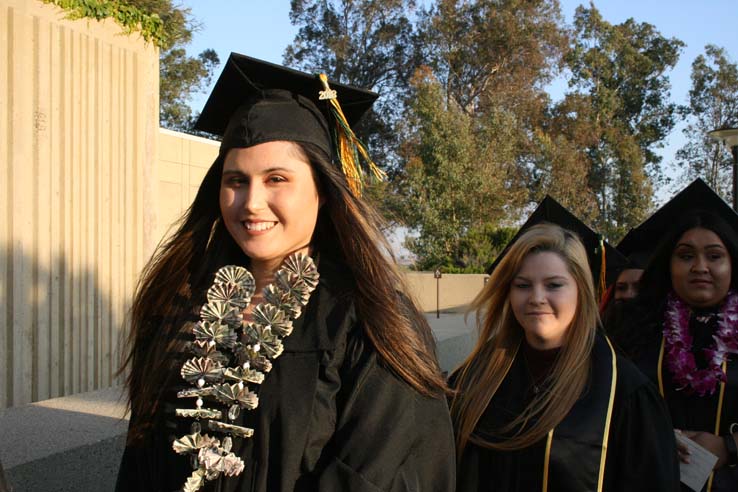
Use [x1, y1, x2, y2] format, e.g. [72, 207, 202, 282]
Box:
[279, 257, 359, 353]
[612, 348, 665, 412]
[614, 352, 652, 393]
[613, 299, 665, 359]
[595, 332, 658, 399]
[309, 256, 360, 323]
[315, 256, 357, 299]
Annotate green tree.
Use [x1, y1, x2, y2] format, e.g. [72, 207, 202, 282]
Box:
[389, 0, 569, 269]
[284, 0, 418, 165]
[455, 225, 517, 274]
[385, 68, 525, 272]
[415, 0, 569, 198]
[159, 47, 219, 130]
[416, 0, 567, 116]
[529, 121, 601, 224]
[127, 0, 220, 130]
[675, 45, 738, 201]
[557, 3, 683, 239]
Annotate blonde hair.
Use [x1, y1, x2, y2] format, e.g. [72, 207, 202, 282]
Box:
[450, 223, 598, 455]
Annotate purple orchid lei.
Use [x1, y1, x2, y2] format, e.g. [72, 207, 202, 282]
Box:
[663, 290, 738, 396]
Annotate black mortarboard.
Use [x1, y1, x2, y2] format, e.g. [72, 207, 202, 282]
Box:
[486, 196, 627, 295]
[616, 178, 738, 260]
[624, 251, 649, 270]
[604, 250, 650, 286]
[195, 53, 377, 156]
[194, 53, 383, 194]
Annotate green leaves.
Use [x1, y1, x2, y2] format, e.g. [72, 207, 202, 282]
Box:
[285, 0, 418, 166]
[553, 4, 683, 239]
[159, 47, 220, 130]
[675, 45, 738, 201]
[384, 0, 566, 270]
[42, 0, 167, 47]
[388, 71, 525, 272]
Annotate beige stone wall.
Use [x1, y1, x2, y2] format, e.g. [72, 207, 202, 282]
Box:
[0, 0, 158, 408]
[155, 128, 219, 243]
[405, 272, 487, 313]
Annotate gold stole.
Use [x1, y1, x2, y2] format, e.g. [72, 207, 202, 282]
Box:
[657, 338, 727, 492]
[541, 335, 618, 492]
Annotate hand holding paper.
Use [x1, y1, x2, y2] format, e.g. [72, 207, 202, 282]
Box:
[675, 431, 718, 492]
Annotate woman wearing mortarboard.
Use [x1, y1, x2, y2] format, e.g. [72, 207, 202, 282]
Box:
[114, 53, 456, 492]
[450, 198, 680, 491]
[620, 179, 738, 491]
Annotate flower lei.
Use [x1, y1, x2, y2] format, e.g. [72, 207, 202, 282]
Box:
[662, 290, 738, 396]
[170, 253, 319, 492]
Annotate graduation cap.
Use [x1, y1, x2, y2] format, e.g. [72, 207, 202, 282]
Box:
[486, 196, 627, 296]
[616, 178, 738, 260]
[610, 232, 651, 286]
[608, 249, 649, 283]
[194, 53, 384, 195]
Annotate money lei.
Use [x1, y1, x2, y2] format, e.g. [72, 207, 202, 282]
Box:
[171, 253, 319, 491]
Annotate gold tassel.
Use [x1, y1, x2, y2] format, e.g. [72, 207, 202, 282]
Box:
[318, 73, 386, 196]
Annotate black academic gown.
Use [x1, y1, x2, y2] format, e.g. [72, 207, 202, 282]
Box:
[454, 333, 680, 492]
[116, 260, 456, 492]
[636, 313, 738, 492]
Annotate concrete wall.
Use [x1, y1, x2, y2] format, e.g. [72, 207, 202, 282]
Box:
[156, 128, 219, 242]
[406, 272, 487, 313]
[0, 0, 159, 408]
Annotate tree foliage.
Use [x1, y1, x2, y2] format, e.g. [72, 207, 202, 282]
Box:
[284, 0, 418, 165]
[126, 0, 220, 130]
[159, 47, 219, 130]
[550, 4, 683, 239]
[42, 0, 167, 46]
[416, 0, 567, 116]
[415, 0, 569, 200]
[385, 68, 525, 272]
[675, 45, 738, 201]
[389, 0, 569, 270]
[285, 0, 691, 267]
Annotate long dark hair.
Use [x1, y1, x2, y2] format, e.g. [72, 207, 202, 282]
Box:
[120, 142, 445, 442]
[620, 210, 738, 357]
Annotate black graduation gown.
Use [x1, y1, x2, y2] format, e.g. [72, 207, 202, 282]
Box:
[454, 334, 680, 492]
[115, 260, 456, 492]
[635, 315, 738, 492]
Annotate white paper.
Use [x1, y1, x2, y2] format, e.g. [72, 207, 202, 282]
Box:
[675, 432, 719, 492]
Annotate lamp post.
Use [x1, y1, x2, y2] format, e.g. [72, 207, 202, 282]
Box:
[434, 268, 442, 319]
[708, 126, 738, 211]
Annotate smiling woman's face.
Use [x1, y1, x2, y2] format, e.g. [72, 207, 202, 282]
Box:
[219, 141, 321, 267]
[670, 227, 732, 308]
[509, 251, 578, 350]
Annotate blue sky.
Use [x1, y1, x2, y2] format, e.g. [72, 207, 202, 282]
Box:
[184, 0, 738, 200]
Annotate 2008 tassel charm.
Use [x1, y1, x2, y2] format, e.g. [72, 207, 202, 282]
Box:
[171, 253, 319, 491]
